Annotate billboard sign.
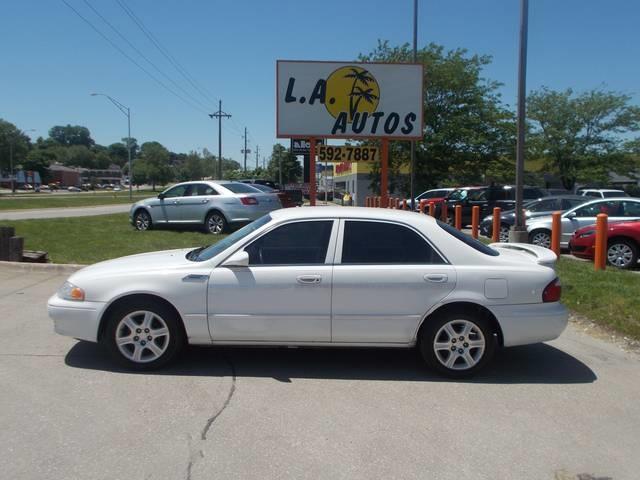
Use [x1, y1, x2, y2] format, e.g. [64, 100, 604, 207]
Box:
[277, 60, 423, 140]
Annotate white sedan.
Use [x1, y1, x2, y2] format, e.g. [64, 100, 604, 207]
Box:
[48, 207, 567, 377]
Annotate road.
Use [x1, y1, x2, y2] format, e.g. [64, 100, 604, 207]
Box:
[1, 267, 639, 480]
[0, 203, 131, 221]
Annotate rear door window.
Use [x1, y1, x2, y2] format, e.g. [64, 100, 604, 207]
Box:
[195, 184, 219, 196]
[341, 221, 445, 264]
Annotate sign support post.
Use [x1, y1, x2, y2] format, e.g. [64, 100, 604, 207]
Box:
[381, 139, 389, 208]
[309, 137, 317, 206]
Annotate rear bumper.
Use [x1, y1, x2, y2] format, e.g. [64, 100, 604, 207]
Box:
[488, 302, 568, 347]
[47, 294, 105, 342]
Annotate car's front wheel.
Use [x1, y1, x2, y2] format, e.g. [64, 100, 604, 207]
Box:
[607, 239, 638, 269]
[419, 310, 496, 378]
[103, 299, 184, 370]
[499, 224, 510, 243]
[530, 229, 551, 248]
[205, 211, 227, 234]
[133, 209, 152, 231]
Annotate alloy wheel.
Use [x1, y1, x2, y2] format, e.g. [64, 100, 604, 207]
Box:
[531, 231, 551, 249]
[608, 243, 634, 268]
[135, 211, 151, 231]
[115, 310, 170, 363]
[433, 319, 486, 371]
[499, 226, 510, 243]
[207, 214, 225, 234]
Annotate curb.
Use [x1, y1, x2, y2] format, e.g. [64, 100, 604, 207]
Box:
[0, 260, 86, 275]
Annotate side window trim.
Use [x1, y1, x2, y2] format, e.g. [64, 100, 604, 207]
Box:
[242, 219, 338, 267]
[334, 218, 449, 265]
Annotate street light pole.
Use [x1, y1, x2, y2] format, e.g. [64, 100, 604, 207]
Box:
[90, 93, 133, 200]
[510, 0, 529, 243]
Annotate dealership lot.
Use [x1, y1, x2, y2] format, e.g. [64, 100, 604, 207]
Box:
[1, 267, 640, 480]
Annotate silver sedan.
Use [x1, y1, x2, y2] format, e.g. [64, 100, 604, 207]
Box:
[129, 181, 282, 234]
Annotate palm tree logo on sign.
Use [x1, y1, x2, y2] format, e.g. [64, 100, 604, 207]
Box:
[325, 66, 380, 123]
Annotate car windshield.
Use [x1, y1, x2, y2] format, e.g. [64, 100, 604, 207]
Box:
[223, 182, 261, 194]
[447, 189, 468, 201]
[437, 220, 499, 256]
[190, 214, 272, 262]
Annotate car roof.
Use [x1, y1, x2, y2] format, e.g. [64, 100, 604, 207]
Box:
[269, 206, 437, 224]
[582, 188, 625, 192]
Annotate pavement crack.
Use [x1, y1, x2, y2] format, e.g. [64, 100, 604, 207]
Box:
[201, 355, 236, 440]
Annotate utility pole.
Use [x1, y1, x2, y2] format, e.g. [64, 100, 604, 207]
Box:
[409, 0, 418, 211]
[209, 100, 231, 180]
[242, 127, 248, 172]
[510, 0, 529, 243]
[255, 145, 259, 170]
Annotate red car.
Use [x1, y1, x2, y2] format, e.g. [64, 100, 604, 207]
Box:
[569, 220, 640, 269]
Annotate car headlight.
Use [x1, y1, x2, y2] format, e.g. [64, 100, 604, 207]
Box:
[58, 281, 85, 301]
[577, 230, 595, 239]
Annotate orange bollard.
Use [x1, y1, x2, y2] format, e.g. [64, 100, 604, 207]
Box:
[419, 199, 427, 214]
[594, 213, 608, 271]
[550, 211, 561, 256]
[471, 206, 480, 239]
[428, 202, 435, 217]
[455, 205, 462, 230]
[402, 199, 407, 210]
[441, 202, 449, 222]
[491, 207, 501, 243]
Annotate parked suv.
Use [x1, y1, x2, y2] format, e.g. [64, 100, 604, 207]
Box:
[129, 181, 282, 234]
[439, 185, 547, 226]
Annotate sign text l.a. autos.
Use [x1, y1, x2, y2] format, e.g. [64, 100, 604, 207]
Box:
[277, 61, 423, 139]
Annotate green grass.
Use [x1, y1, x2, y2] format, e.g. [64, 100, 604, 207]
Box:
[0, 192, 153, 210]
[556, 258, 640, 340]
[2, 213, 223, 264]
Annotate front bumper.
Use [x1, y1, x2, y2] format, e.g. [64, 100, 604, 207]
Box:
[488, 302, 568, 347]
[47, 294, 106, 342]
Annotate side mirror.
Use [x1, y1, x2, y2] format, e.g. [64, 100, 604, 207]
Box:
[566, 211, 576, 219]
[158, 193, 166, 200]
[221, 250, 249, 268]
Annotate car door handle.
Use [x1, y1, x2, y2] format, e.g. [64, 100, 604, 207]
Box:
[183, 274, 209, 282]
[424, 273, 448, 283]
[201, 199, 209, 203]
[296, 275, 322, 285]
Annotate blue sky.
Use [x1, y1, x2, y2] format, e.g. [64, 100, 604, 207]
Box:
[1, 0, 638, 165]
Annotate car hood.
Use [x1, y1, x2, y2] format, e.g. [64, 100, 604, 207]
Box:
[69, 248, 197, 282]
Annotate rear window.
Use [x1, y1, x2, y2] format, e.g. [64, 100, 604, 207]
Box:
[437, 220, 499, 256]
[223, 182, 261, 194]
[603, 191, 626, 198]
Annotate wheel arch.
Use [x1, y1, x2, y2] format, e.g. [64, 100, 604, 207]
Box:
[416, 301, 504, 347]
[132, 206, 152, 222]
[205, 208, 228, 223]
[608, 235, 637, 248]
[97, 293, 187, 343]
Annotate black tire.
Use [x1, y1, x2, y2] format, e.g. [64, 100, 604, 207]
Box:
[419, 309, 497, 378]
[607, 238, 638, 269]
[529, 229, 551, 249]
[103, 298, 185, 370]
[133, 209, 152, 231]
[205, 210, 227, 235]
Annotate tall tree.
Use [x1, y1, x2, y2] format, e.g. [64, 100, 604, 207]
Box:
[137, 141, 172, 190]
[48, 125, 94, 147]
[24, 149, 55, 182]
[267, 144, 301, 185]
[107, 142, 129, 167]
[0, 119, 32, 175]
[358, 41, 515, 194]
[528, 87, 640, 189]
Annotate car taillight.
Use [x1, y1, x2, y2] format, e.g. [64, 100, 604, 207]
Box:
[240, 197, 258, 205]
[542, 277, 562, 302]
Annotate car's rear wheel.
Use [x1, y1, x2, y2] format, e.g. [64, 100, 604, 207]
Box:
[205, 211, 227, 234]
[419, 310, 496, 378]
[134, 209, 152, 231]
[530, 229, 551, 248]
[104, 300, 184, 370]
[607, 239, 638, 269]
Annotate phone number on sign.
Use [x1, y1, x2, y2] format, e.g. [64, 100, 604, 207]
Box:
[317, 146, 378, 162]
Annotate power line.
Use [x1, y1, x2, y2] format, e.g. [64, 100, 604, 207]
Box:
[82, 0, 214, 112]
[60, 0, 209, 115]
[116, 0, 219, 107]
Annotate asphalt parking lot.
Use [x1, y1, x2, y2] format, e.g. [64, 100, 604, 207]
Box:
[1, 267, 639, 480]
